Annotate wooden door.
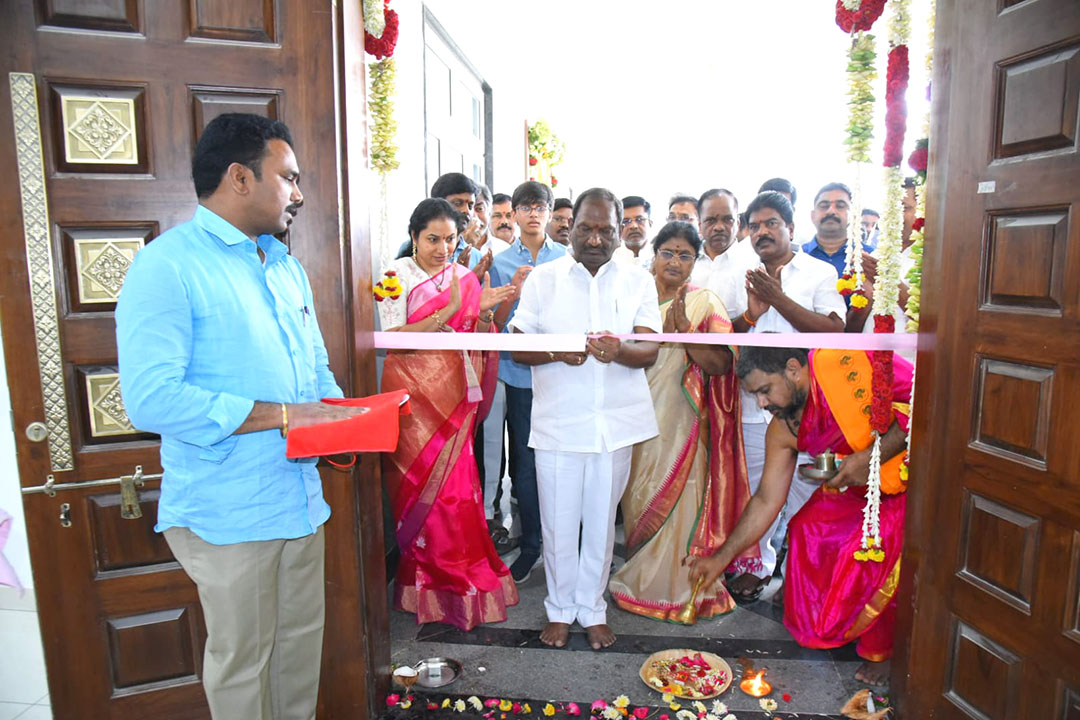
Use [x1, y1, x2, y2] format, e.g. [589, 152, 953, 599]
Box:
[0, 1, 387, 718]
[896, 0, 1080, 717]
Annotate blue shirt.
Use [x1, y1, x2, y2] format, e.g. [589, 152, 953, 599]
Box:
[116, 206, 343, 545]
[802, 235, 875, 278]
[395, 236, 478, 267]
[489, 237, 567, 388]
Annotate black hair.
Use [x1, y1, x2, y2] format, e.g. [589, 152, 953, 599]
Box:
[902, 176, 917, 189]
[735, 346, 809, 380]
[397, 198, 459, 259]
[430, 172, 477, 200]
[758, 178, 798, 206]
[697, 188, 739, 214]
[572, 188, 622, 223]
[553, 197, 573, 212]
[622, 196, 651, 215]
[746, 191, 795, 225]
[861, 208, 880, 218]
[739, 210, 749, 227]
[668, 193, 697, 210]
[192, 113, 294, 199]
[476, 183, 492, 204]
[492, 193, 512, 205]
[813, 182, 853, 206]
[651, 221, 702, 256]
[511, 181, 554, 209]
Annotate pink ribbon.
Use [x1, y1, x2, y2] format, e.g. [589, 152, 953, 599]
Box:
[374, 331, 921, 352]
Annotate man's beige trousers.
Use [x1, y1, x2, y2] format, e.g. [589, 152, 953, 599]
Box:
[164, 525, 325, 720]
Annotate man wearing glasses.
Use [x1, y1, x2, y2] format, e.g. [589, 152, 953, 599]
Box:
[487, 181, 567, 584]
[613, 195, 653, 268]
[546, 197, 573, 248]
[666, 192, 700, 226]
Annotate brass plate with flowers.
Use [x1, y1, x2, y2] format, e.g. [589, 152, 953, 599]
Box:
[639, 649, 732, 699]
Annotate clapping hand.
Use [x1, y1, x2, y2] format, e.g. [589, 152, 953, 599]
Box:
[472, 249, 494, 280]
[456, 244, 473, 268]
[508, 264, 533, 300]
[663, 283, 692, 334]
[479, 272, 515, 312]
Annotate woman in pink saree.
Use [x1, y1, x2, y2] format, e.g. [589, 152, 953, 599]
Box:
[609, 223, 759, 622]
[375, 198, 518, 630]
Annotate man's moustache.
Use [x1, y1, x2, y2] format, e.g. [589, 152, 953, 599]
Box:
[823, 214, 841, 223]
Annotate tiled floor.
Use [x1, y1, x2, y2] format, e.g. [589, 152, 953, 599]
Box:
[0, 589, 52, 720]
[390, 545, 865, 719]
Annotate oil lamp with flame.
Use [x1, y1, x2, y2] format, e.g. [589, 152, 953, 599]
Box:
[738, 669, 772, 698]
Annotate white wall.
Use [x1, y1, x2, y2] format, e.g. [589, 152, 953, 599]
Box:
[0, 318, 33, 590]
[369, 0, 531, 277]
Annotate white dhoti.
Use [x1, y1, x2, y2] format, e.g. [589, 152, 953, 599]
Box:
[535, 444, 632, 627]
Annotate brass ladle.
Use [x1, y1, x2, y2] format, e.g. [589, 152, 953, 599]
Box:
[673, 577, 706, 625]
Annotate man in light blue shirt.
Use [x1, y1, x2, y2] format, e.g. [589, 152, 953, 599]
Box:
[486, 181, 566, 583]
[116, 113, 365, 720]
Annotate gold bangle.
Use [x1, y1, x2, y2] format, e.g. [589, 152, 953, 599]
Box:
[481, 309, 495, 324]
[432, 310, 445, 331]
[280, 403, 289, 438]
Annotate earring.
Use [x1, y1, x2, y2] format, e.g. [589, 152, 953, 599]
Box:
[412, 242, 418, 263]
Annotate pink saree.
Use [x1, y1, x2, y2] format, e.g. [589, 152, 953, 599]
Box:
[783, 349, 912, 661]
[609, 288, 760, 622]
[381, 264, 517, 631]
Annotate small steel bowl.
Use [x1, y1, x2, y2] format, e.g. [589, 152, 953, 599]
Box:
[414, 657, 463, 688]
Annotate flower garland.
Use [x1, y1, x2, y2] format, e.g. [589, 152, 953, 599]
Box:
[364, 0, 399, 59]
[843, 32, 878, 164]
[364, 0, 400, 270]
[835, 0, 887, 33]
[882, 45, 909, 167]
[384, 692, 796, 720]
[363, 0, 386, 39]
[527, 119, 566, 188]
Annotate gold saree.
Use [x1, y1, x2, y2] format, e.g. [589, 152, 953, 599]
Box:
[609, 288, 760, 622]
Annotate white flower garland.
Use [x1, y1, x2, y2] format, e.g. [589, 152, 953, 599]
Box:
[856, 433, 885, 562]
[363, 0, 386, 38]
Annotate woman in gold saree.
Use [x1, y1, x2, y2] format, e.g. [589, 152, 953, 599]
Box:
[609, 222, 760, 622]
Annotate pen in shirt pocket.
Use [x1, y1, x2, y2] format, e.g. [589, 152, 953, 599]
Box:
[301, 305, 310, 326]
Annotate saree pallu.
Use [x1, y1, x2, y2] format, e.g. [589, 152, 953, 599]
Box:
[609, 288, 760, 622]
[783, 349, 912, 660]
[382, 265, 517, 631]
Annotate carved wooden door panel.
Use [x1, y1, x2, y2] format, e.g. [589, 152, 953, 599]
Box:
[0, 2, 384, 718]
[899, 0, 1080, 717]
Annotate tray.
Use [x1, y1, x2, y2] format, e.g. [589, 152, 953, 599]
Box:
[414, 657, 463, 688]
[639, 649, 732, 699]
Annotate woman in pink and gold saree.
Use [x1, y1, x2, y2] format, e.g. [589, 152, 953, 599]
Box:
[375, 199, 517, 631]
[609, 223, 760, 623]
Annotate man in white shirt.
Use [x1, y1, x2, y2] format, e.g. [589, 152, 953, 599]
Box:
[726, 190, 846, 602]
[511, 188, 660, 651]
[612, 195, 653, 268]
[691, 188, 755, 298]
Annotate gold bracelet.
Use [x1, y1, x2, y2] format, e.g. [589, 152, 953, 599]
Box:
[432, 310, 446, 331]
[280, 403, 289, 438]
[481, 309, 495, 324]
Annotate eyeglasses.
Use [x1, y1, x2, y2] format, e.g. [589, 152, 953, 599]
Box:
[667, 213, 697, 223]
[657, 249, 697, 263]
[747, 218, 785, 233]
[620, 216, 649, 227]
[515, 204, 550, 215]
